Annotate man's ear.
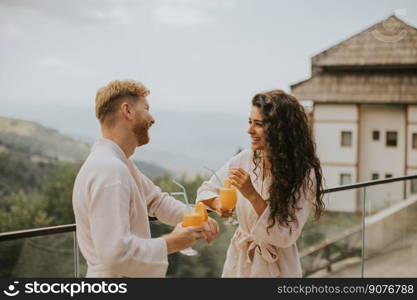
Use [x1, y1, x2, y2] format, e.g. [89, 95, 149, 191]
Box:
[120, 102, 132, 120]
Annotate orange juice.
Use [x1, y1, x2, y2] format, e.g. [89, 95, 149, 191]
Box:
[182, 214, 204, 227]
[195, 202, 208, 221]
[219, 188, 237, 210]
[182, 205, 204, 227]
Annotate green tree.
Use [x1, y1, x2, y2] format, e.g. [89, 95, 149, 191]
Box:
[0, 192, 53, 277]
[0, 151, 57, 197]
[42, 163, 80, 225]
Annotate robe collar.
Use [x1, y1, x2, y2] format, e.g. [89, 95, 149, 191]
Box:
[93, 137, 130, 164]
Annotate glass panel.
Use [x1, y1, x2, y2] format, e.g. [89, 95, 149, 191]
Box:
[0, 232, 75, 277]
[76, 236, 88, 278]
[411, 179, 417, 194]
[150, 215, 235, 277]
[299, 187, 364, 277]
[363, 179, 417, 277]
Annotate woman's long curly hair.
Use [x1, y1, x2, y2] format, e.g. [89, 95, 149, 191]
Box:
[251, 90, 325, 231]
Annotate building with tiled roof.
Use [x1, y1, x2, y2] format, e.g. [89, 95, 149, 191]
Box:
[291, 15, 417, 212]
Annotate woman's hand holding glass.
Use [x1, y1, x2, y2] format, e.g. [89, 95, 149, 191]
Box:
[229, 168, 267, 217]
[212, 196, 235, 218]
[208, 179, 237, 225]
[228, 168, 259, 202]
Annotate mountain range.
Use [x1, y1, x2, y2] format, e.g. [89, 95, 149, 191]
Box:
[0, 116, 171, 179]
[1, 103, 250, 174]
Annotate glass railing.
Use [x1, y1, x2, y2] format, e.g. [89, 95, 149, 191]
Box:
[362, 178, 417, 277]
[0, 174, 416, 278]
[150, 215, 236, 278]
[299, 186, 364, 277]
[0, 225, 79, 277]
[300, 175, 417, 278]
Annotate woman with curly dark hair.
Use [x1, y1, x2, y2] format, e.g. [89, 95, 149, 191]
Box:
[197, 90, 325, 277]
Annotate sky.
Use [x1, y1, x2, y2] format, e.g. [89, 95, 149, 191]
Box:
[0, 0, 416, 117]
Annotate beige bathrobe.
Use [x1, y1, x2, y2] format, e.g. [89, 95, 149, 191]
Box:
[72, 138, 185, 277]
[197, 149, 315, 277]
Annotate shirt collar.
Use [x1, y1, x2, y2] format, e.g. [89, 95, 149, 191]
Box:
[93, 137, 130, 163]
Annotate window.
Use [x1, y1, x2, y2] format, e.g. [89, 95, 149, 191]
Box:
[412, 133, 417, 149]
[372, 173, 379, 180]
[411, 179, 417, 194]
[385, 174, 393, 178]
[340, 173, 352, 185]
[386, 131, 397, 147]
[341, 131, 352, 147]
[372, 130, 380, 141]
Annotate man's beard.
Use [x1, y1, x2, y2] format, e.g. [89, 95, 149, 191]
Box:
[133, 121, 150, 146]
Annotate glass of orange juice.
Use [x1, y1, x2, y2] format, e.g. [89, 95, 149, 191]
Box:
[220, 179, 238, 225]
[180, 204, 205, 256]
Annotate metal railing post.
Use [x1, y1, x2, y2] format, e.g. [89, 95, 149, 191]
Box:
[73, 231, 79, 278]
[361, 187, 366, 278]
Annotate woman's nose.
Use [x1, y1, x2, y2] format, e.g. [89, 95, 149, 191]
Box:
[247, 125, 254, 134]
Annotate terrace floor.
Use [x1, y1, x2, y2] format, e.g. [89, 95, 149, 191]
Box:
[309, 231, 417, 278]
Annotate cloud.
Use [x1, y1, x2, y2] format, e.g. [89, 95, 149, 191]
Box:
[38, 58, 73, 69]
[154, 4, 214, 26]
[37, 57, 92, 76]
[0, 23, 24, 40]
[0, 0, 134, 25]
[81, 6, 132, 25]
[153, 0, 236, 26]
[0, 0, 237, 27]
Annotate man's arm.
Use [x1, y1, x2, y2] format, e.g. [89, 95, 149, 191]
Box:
[139, 173, 185, 226]
[89, 178, 169, 277]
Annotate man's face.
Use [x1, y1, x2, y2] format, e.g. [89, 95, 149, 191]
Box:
[131, 97, 155, 147]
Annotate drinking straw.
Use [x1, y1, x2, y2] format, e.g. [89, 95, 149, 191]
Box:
[172, 179, 190, 210]
[203, 166, 223, 187]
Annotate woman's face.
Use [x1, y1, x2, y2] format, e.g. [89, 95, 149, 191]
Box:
[248, 106, 266, 151]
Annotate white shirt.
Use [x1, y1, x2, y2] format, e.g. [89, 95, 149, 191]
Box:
[72, 138, 185, 277]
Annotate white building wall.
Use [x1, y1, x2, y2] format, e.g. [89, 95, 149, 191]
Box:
[359, 104, 406, 213]
[406, 168, 417, 199]
[322, 166, 358, 212]
[407, 105, 417, 169]
[314, 104, 358, 212]
[408, 105, 417, 122]
[314, 104, 358, 121]
[314, 104, 358, 164]
[359, 105, 405, 181]
[408, 123, 417, 168]
[406, 105, 417, 198]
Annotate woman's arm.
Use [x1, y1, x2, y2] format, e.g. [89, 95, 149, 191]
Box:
[251, 172, 316, 248]
[230, 167, 315, 248]
[246, 192, 267, 217]
[228, 168, 267, 216]
[196, 158, 236, 218]
[251, 197, 311, 248]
